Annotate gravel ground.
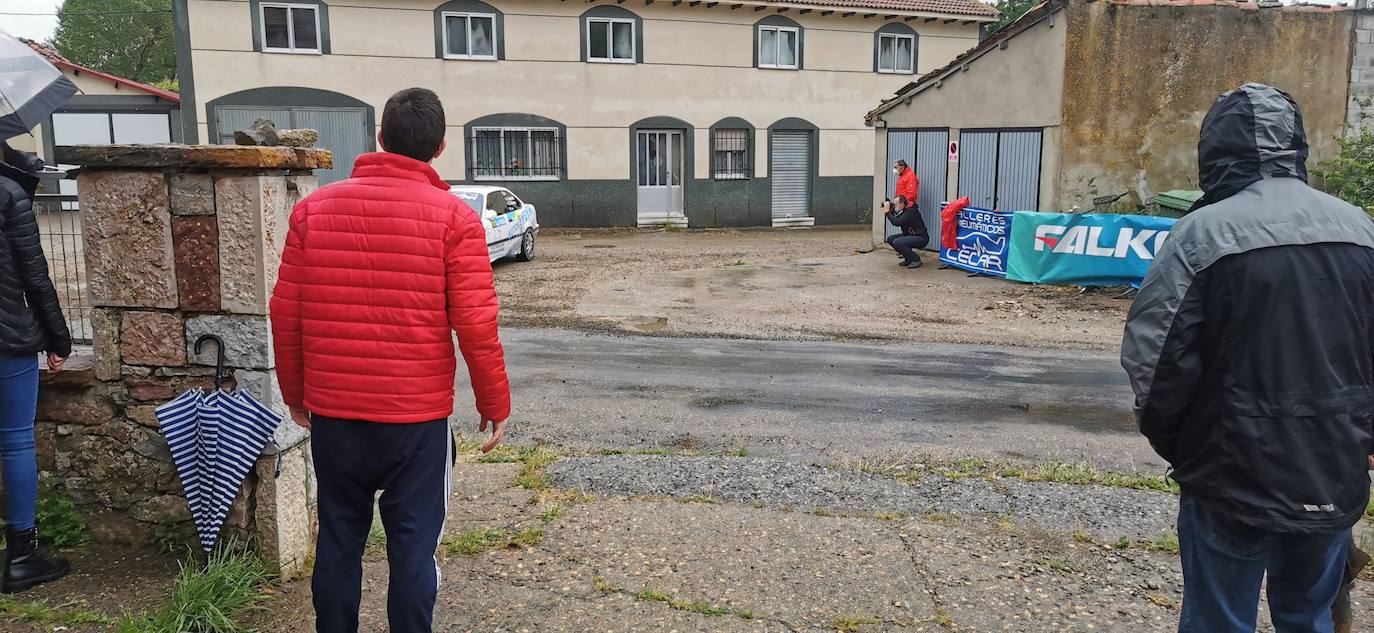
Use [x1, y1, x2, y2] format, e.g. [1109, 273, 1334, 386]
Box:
[548, 455, 1177, 541]
[495, 228, 1129, 350]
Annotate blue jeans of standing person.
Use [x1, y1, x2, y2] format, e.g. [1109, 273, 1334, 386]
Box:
[1177, 495, 1349, 633]
[310, 416, 452, 633]
[0, 355, 39, 531]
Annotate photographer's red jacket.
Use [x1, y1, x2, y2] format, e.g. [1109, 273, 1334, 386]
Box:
[270, 152, 511, 424]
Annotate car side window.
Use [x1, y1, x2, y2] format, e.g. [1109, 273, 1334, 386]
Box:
[485, 192, 506, 215]
[503, 192, 522, 212]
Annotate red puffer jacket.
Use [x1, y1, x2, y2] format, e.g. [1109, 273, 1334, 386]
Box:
[270, 152, 511, 424]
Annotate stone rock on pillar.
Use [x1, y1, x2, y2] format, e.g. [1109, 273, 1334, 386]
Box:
[79, 171, 177, 309]
[255, 442, 314, 579]
[170, 173, 215, 216]
[216, 176, 289, 315]
[185, 314, 272, 369]
[121, 312, 186, 366]
[89, 308, 121, 381]
[234, 370, 308, 452]
[172, 216, 221, 312]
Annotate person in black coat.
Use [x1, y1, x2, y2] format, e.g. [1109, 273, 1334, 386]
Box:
[1122, 84, 1372, 632]
[0, 140, 71, 592]
[883, 194, 929, 268]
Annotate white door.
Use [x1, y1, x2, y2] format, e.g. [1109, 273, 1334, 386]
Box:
[770, 130, 812, 226]
[636, 130, 686, 227]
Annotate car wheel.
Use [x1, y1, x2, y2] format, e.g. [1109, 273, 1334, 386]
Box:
[516, 230, 536, 262]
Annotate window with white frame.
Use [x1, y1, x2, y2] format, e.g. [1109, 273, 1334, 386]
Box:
[471, 128, 562, 180]
[712, 129, 749, 179]
[443, 12, 497, 59]
[586, 18, 635, 62]
[878, 33, 915, 74]
[261, 3, 320, 53]
[758, 25, 799, 69]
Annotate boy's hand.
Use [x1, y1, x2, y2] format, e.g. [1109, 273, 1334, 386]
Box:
[480, 418, 508, 453]
[289, 406, 311, 430]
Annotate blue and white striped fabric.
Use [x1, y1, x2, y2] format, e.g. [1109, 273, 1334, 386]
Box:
[199, 390, 282, 553]
[156, 387, 283, 553]
[155, 389, 208, 533]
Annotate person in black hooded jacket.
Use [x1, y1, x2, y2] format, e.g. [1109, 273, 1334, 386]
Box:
[0, 140, 72, 593]
[1121, 84, 1374, 633]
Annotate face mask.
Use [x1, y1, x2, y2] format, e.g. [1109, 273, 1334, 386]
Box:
[892, 168, 900, 175]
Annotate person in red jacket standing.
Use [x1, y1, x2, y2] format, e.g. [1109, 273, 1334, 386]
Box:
[270, 87, 511, 633]
[893, 159, 919, 209]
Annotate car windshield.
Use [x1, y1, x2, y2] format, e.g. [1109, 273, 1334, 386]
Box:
[453, 191, 483, 204]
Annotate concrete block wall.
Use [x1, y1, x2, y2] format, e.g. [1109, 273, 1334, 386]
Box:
[34, 144, 330, 577]
[1352, 10, 1374, 133]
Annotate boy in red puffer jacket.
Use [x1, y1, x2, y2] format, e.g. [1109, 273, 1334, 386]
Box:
[270, 87, 511, 633]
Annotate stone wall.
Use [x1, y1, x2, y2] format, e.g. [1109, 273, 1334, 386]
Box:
[35, 144, 330, 577]
[1353, 7, 1374, 133]
[1057, 0, 1355, 209]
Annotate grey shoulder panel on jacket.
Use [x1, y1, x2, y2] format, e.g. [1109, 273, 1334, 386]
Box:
[1169, 177, 1374, 272]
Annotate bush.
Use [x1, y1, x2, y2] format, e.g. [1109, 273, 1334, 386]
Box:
[1313, 106, 1374, 215]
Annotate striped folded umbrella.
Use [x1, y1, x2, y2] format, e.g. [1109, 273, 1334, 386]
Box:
[199, 390, 282, 553]
[156, 388, 282, 553]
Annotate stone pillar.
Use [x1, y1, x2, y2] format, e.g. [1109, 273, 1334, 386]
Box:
[55, 144, 332, 577]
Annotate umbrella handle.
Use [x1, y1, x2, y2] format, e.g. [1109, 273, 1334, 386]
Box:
[194, 334, 228, 390]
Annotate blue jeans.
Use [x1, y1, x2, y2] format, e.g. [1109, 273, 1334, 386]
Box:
[1178, 495, 1348, 633]
[0, 356, 39, 531]
[310, 416, 452, 633]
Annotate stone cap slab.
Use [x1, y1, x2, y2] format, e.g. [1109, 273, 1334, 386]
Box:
[55, 144, 334, 171]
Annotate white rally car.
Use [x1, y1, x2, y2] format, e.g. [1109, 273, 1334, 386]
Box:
[450, 185, 540, 263]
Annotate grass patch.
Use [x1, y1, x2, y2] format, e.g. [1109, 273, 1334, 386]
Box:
[663, 224, 687, 233]
[531, 489, 596, 506]
[1024, 463, 1178, 494]
[475, 444, 521, 463]
[832, 615, 882, 632]
[441, 526, 544, 556]
[810, 508, 837, 518]
[1114, 537, 1131, 550]
[541, 505, 566, 525]
[634, 586, 754, 620]
[1072, 530, 1094, 544]
[1043, 558, 1077, 574]
[510, 527, 545, 548]
[441, 528, 507, 556]
[365, 518, 387, 553]
[116, 545, 272, 633]
[0, 596, 112, 627]
[1146, 594, 1179, 610]
[680, 495, 720, 505]
[1141, 532, 1180, 555]
[514, 445, 561, 490]
[933, 607, 954, 628]
[873, 512, 908, 522]
[593, 575, 618, 593]
[6, 488, 90, 550]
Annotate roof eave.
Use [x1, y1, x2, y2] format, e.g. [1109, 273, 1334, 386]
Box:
[865, 0, 1063, 121]
[658, 0, 998, 21]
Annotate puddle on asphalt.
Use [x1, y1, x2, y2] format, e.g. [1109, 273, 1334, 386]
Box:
[955, 400, 1137, 434]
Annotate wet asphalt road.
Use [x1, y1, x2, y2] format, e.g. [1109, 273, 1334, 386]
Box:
[458, 328, 1164, 472]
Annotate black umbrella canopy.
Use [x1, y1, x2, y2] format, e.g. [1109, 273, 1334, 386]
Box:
[0, 29, 78, 140]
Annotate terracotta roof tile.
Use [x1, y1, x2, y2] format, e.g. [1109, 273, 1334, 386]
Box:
[767, 0, 999, 17]
[1105, 0, 1351, 10]
[19, 38, 180, 103]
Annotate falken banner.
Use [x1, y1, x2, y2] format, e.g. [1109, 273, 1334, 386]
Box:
[1005, 212, 1178, 287]
[938, 206, 1014, 277]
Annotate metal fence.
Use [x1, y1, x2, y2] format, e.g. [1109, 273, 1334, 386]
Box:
[33, 191, 91, 344]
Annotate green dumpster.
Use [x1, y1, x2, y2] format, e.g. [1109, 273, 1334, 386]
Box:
[1154, 190, 1203, 218]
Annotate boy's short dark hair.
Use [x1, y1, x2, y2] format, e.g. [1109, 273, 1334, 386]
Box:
[380, 88, 446, 162]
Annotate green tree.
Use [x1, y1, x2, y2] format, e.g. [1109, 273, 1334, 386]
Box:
[986, 0, 1040, 36]
[51, 0, 176, 85]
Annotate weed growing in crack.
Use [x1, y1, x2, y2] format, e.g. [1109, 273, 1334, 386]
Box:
[832, 615, 882, 632]
[634, 586, 755, 620]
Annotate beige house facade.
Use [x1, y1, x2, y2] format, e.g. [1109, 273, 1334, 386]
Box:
[173, 0, 991, 227]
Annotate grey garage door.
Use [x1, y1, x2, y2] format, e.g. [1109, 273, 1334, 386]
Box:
[770, 130, 812, 222]
[214, 106, 367, 185]
[958, 129, 1043, 211]
[884, 129, 948, 249]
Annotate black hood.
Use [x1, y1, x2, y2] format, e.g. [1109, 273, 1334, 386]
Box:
[0, 142, 44, 197]
[1190, 83, 1309, 212]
